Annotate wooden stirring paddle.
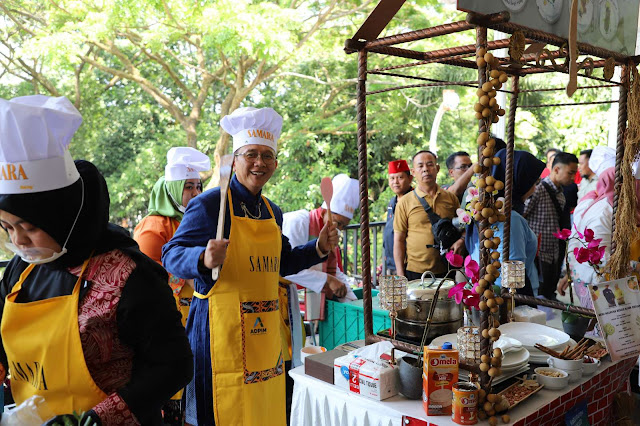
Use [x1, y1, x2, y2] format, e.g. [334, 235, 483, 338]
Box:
[321, 177, 333, 224]
[212, 154, 234, 281]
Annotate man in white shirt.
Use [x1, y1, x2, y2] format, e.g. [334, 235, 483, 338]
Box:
[577, 149, 598, 202]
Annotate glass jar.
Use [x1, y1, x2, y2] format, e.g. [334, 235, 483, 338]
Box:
[502, 260, 525, 289]
[457, 326, 481, 364]
[378, 275, 408, 311]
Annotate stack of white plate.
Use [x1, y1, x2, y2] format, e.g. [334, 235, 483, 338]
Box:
[498, 322, 574, 364]
[429, 334, 531, 384]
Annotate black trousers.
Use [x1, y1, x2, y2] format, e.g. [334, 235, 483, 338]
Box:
[537, 259, 561, 300]
[285, 360, 293, 426]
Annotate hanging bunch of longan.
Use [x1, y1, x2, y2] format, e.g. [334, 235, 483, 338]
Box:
[477, 385, 511, 424]
[473, 46, 511, 387]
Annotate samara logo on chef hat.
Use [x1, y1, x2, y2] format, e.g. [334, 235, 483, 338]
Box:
[0, 95, 82, 194]
[220, 107, 283, 154]
[165, 147, 211, 182]
[321, 174, 359, 220]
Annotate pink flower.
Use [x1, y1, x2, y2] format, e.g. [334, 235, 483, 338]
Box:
[583, 228, 594, 243]
[464, 292, 480, 309]
[587, 238, 602, 249]
[448, 282, 466, 304]
[446, 250, 464, 268]
[464, 256, 480, 282]
[574, 247, 591, 263]
[553, 229, 572, 240]
[589, 246, 606, 264]
[574, 224, 584, 239]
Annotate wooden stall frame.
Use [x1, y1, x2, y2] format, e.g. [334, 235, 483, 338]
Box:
[345, 6, 639, 388]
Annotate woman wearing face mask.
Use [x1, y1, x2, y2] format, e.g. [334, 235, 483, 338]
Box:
[133, 147, 209, 426]
[0, 96, 192, 425]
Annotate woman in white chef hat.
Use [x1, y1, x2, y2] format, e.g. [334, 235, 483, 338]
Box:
[162, 107, 338, 426]
[133, 147, 209, 425]
[134, 146, 210, 324]
[0, 95, 192, 425]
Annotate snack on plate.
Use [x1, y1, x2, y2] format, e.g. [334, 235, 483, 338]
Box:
[499, 376, 543, 408]
[585, 341, 608, 360]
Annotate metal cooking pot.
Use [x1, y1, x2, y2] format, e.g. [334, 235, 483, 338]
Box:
[395, 272, 463, 340]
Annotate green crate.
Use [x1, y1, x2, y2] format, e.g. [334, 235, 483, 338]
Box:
[318, 295, 391, 350]
[351, 288, 379, 299]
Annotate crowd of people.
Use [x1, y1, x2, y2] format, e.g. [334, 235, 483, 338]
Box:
[0, 94, 635, 426]
[383, 139, 640, 310]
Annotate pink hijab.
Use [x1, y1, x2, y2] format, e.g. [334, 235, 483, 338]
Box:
[581, 167, 615, 217]
[581, 166, 640, 224]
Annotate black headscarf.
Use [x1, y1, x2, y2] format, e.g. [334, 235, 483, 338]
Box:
[492, 149, 545, 214]
[0, 160, 136, 269]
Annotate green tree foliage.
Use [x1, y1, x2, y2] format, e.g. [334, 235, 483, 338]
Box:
[0, 0, 614, 230]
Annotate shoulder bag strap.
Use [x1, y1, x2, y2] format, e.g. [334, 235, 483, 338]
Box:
[541, 181, 564, 224]
[413, 190, 442, 225]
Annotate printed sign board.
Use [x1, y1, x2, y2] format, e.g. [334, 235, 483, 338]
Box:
[589, 276, 640, 361]
[458, 0, 640, 56]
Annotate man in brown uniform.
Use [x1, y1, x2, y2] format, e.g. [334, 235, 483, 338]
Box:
[393, 150, 462, 280]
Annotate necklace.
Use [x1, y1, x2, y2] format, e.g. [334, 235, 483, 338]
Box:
[240, 201, 261, 219]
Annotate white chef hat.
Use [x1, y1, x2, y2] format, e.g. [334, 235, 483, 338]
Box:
[220, 107, 283, 154]
[0, 95, 82, 194]
[589, 146, 616, 177]
[321, 174, 359, 220]
[165, 147, 211, 182]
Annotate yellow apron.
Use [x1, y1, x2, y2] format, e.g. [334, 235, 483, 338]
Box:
[1, 258, 107, 414]
[194, 190, 285, 425]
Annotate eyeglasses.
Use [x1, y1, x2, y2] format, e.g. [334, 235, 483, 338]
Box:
[235, 151, 277, 165]
[454, 164, 472, 171]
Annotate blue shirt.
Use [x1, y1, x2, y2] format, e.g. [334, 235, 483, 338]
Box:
[383, 196, 398, 272]
[162, 175, 323, 425]
[465, 211, 539, 294]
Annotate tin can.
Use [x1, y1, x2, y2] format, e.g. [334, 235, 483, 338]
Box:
[452, 382, 479, 425]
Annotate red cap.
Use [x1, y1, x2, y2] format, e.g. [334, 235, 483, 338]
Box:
[388, 159, 410, 174]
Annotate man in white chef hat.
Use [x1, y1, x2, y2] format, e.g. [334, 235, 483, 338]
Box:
[282, 173, 360, 321]
[278, 173, 358, 417]
[162, 107, 339, 426]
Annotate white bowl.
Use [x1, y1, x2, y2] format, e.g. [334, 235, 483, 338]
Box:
[533, 367, 570, 390]
[582, 357, 601, 376]
[547, 357, 583, 382]
[547, 356, 583, 371]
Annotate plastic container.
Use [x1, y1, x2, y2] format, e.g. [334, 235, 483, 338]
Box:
[318, 294, 390, 350]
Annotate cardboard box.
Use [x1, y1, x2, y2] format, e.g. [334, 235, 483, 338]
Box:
[304, 348, 350, 384]
[333, 354, 398, 400]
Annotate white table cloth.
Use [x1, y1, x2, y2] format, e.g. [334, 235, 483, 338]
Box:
[289, 358, 616, 426]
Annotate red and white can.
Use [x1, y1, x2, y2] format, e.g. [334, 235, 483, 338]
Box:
[451, 382, 479, 425]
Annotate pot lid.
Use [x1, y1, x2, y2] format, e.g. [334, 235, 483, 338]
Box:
[406, 278, 456, 300]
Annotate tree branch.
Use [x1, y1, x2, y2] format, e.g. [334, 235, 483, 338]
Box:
[80, 50, 185, 124]
[122, 30, 196, 102]
[0, 4, 37, 36]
